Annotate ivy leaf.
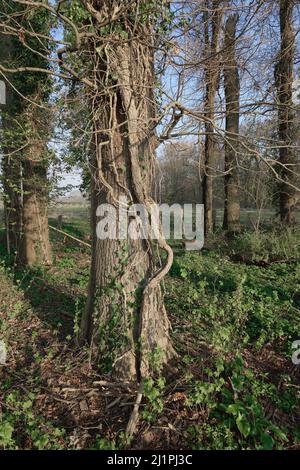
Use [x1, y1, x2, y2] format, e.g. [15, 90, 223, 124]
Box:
[236, 413, 251, 438]
[226, 403, 241, 415]
[260, 432, 274, 450]
[0, 420, 14, 447]
[119, 30, 129, 40]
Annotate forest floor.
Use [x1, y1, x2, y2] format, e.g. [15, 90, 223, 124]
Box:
[0, 218, 299, 450]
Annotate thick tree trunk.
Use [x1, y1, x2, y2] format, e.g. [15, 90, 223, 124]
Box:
[80, 8, 176, 381]
[203, 1, 223, 236]
[19, 103, 52, 266]
[20, 158, 52, 266]
[223, 14, 240, 233]
[275, 0, 299, 224]
[1, 106, 52, 266]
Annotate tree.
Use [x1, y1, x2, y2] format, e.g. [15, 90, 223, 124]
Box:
[19, 97, 52, 266]
[0, 1, 52, 265]
[275, 0, 299, 224]
[78, 0, 176, 381]
[0, 32, 23, 256]
[0, 0, 176, 381]
[202, 0, 223, 236]
[223, 13, 241, 233]
[159, 142, 201, 205]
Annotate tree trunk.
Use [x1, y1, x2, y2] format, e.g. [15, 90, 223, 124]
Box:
[2, 147, 23, 256]
[80, 5, 176, 381]
[19, 102, 52, 266]
[203, 1, 223, 236]
[223, 14, 241, 233]
[0, 34, 22, 255]
[1, 100, 52, 266]
[0, 33, 52, 265]
[20, 159, 52, 266]
[275, 0, 299, 224]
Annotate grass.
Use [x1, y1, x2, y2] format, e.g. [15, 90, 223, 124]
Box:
[0, 215, 299, 450]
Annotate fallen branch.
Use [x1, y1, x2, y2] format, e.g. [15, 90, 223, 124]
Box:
[49, 225, 91, 248]
[125, 384, 143, 441]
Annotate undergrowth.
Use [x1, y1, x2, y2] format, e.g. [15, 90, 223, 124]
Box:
[0, 225, 299, 450]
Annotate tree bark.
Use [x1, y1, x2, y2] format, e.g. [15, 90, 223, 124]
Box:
[20, 160, 52, 266]
[19, 101, 52, 266]
[223, 14, 240, 233]
[2, 142, 23, 256]
[203, 0, 223, 236]
[80, 3, 176, 381]
[275, 0, 299, 224]
[1, 98, 52, 266]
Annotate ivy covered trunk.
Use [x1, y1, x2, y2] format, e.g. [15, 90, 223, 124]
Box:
[19, 102, 52, 266]
[20, 158, 52, 267]
[223, 14, 241, 234]
[80, 1, 176, 381]
[0, 33, 22, 255]
[2, 149, 23, 256]
[0, 14, 52, 266]
[1, 91, 52, 266]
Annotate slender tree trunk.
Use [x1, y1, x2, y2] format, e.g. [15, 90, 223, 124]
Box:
[80, 4, 175, 381]
[223, 14, 240, 233]
[2, 130, 23, 258]
[275, 0, 299, 224]
[0, 34, 22, 254]
[2, 154, 23, 255]
[203, 1, 223, 236]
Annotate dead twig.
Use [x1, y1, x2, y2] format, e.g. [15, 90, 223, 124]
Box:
[125, 384, 143, 440]
[49, 225, 91, 248]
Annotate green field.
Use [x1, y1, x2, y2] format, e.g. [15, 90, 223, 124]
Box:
[1, 203, 299, 231]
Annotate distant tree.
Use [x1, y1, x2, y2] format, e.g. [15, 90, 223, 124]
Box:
[159, 142, 201, 205]
[275, 0, 299, 224]
[223, 13, 241, 233]
[202, 0, 223, 236]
